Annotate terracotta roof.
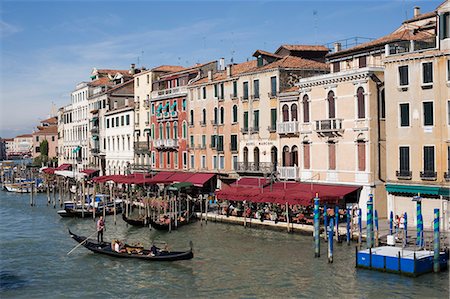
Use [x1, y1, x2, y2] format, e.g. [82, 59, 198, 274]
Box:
[253, 49, 283, 58]
[328, 26, 436, 58]
[41, 116, 57, 125]
[34, 126, 58, 135]
[276, 45, 330, 52]
[403, 11, 437, 24]
[89, 77, 111, 87]
[255, 55, 329, 71]
[190, 60, 257, 86]
[96, 69, 130, 76]
[15, 134, 32, 138]
[152, 65, 186, 72]
[159, 60, 217, 79]
[3, 138, 13, 141]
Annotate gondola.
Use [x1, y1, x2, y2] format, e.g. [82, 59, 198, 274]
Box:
[148, 215, 196, 231]
[122, 213, 150, 227]
[68, 230, 194, 261]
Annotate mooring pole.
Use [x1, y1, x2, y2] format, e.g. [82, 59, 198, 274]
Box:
[346, 208, 351, 245]
[367, 194, 373, 249]
[314, 194, 320, 257]
[433, 208, 440, 273]
[328, 218, 334, 263]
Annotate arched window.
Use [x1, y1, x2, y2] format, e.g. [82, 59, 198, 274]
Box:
[271, 146, 278, 171]
[159, 123, 163, 139]
[173, 121, 178, 140]
[214, 107, 218, 124]
[291, 103, 298, 121]
[202, 108, 206, 125]
[232, 105, 238, 123]
[151, 124, 155, 139]
[166, 122, 171, 139]
[282, 146, 290, 166]
[302, 95, 310, 123]
[357, 87, 365, 119]
[182, 121, 187, 139]
[254, 147, 260, 171]
[327, 91, 336, 119]
[220, 107, 224, 124]
[282, 104, 289, 122]
[243, 147, 249, 169]
[182, 99, 186, 111]
[291, 145, 298, 167]
[190, 110, 194, 125]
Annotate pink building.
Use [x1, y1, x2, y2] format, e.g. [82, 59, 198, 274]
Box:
[32, 117, 58, 159]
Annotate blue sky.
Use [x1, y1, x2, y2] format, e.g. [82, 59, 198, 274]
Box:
[0, 0, 442, 138]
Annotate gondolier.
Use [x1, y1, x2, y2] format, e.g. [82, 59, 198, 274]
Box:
[97, 216, 105, 243]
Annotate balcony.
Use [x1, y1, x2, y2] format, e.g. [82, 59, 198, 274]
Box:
[241, 128, 249, 134]
[218, 96, 225, 102]
[251, 94, 260, 101]
[396, 170, 412, 180]
[211, 120, 218, 126]
[420, 171, 437, 181]
[267, 125, 276, 133]
[444, 172, 450, 182]
[154, 139, 178, 149]
[250, 127, 259, 134]
[236, 162, 276, 174]
[163, 111, 170, 119]
[230, 93, 238, 101]
[156, 113, 163, 120]
[151, 86, 187, 100]
[171, 111, 178, 118]
[277, 121, 299, 135]
[277, 166, 299, 180]
[199, 121, 206, 127]
[241, 96, 249, 102]
[268, 92, 278, 99]
[315, 119, 344, 134]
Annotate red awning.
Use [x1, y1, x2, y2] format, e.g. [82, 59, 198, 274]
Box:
[42, 167, 55, 174]
[186, 173, 215, 187]
[169, 172, 195, 183]
[81, 169, 99, 175]
[232, 177, 269, 187]
[144, 171, 176, 184]
[56, 163, 71, 171]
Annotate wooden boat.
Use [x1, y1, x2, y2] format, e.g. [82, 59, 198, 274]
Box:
[122, 213, 150, 227]
[148, 214, 196, 231]
[58, 195, 123, 218]
[68, 230, 194, 261]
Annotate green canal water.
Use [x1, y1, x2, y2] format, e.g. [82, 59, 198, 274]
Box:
[0, 191, 448, 298]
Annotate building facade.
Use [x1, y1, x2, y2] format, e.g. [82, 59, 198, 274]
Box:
[32, 117, 58, 160]
[384, 3, 450, 228]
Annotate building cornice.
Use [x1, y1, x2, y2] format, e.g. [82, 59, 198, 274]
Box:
[296, 67, 383, 88]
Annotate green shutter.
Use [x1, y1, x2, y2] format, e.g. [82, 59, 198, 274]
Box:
[244, 112, 248, 129]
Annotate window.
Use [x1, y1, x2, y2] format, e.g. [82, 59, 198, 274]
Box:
[399, 65, 409, 86]
[214, 108, 218, 125]
[253, 110, 259, 131]
[220, 83, 224, 99]
[380, 89, 386, 119]
[202, 135, 206, 148]
[190, 110, 194, 126]
[182, 122, 187, 139]
[219, 156, 225, 170]
[333, 61, 340, 73]
[231, 135, 238, 151]
[232, 156, 238, 170]
[328, 142, 336, 170]
[213, 155, 218, 169]
[159, 123, 163, 139]
[439, 12, 450, 39]
[327, 91, 336, 119]
[147, 74, 150, 84]
[253, 79, 259, 98]
[202, 109, 206, 125]
[182, 99, 186, 111]
[121, 116, 124, 126]
[201, 155, 206, 169]
[423, 146, 435, 174]
[174, 152, 178, 168]
[243, 111, 248, 130]
[166, 123, 171, 139]
[282, 104, 289, 122]
[214, 84, 218, 98]
[357, 87, 365, 119]
[220, 107, 224, 124]
[447, 60, 450, 81]
[202, 87, 206, 99]
[167, 152, 171, 167]
[270, 108, 277, 130]
[159, 152, 163, 168]
[136, 78, 139, 87]
[357, 141, 366, 171]
[36, 136, 39, 142]
[190, 135, 194, 148]
[423, 101, 433, 126]
[190, 155, 195, 169]
[398, 146, 410, 177]
[400, 103, 410, 127]
[270, 76, 277, 96]
[233, 81, 238, 98]
[243, 82, 249, 100]
[422, 62, 433, 85]
[183, 152, 187, 168]
[35, 146, 40, 153]
[303, 142, 310, 169]
[111, 118, 115, 128]
[211, 135, 217, 148]
[51, 136, 55, 142]
[302, 95, 310, 123]
[291, 104, 298, 121]
[359, 56, 367, 68]
[173, 121, 178, 139]
[232, 105, 238, 123]
[116, 117, 119, 127]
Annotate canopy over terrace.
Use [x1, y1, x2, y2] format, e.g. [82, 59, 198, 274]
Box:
[216, 181, 361, 206]
[42, 163, 72, 175]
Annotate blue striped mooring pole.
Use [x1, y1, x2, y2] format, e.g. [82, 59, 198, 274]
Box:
[358, 208, 362, 247]
[389, 210, 393, 235]
[415, 196, 423, 248]
[324, 204, 328, 242]
[374, 210, 379, 247]
[346, 208, 351, 245]
[367, 194, 374, 249]
[404, 212, 408, 242]
[335, 205, 339, 242]
[313, 194, 320, 258]
[433, 208, 440, 273]
[328, 218, 334, 263]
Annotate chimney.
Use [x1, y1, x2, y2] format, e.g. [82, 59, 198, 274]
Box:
[219, 58, 225, 71]
[129, 63, 136, 75]
[226, 64, 232, 78]
[113, 101, 118, 109]
[334, 42, 342, 52]
[414, 6, 420, 17]
[208, 70, 213, 82]
[125, 98, 129, 106]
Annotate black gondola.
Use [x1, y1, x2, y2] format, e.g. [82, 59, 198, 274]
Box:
[122, 213, 150, 227]
[148, 215, 196, 231]
[68, 230, 194, 261]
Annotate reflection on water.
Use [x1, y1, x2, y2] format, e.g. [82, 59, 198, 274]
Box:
[0, 191, 448, 298]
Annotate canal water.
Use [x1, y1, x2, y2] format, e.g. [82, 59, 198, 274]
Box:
[0, 191, 448, 298]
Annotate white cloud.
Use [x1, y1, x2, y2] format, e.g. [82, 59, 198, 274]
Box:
[0, 20, 21, 38]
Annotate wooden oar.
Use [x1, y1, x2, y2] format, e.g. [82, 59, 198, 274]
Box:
[67, 231, 98, 255]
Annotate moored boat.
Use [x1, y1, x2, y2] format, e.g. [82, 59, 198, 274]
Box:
[122, 213, 150, 227]
[68, 230, 194, 261]
[148, 213, 196, 231]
